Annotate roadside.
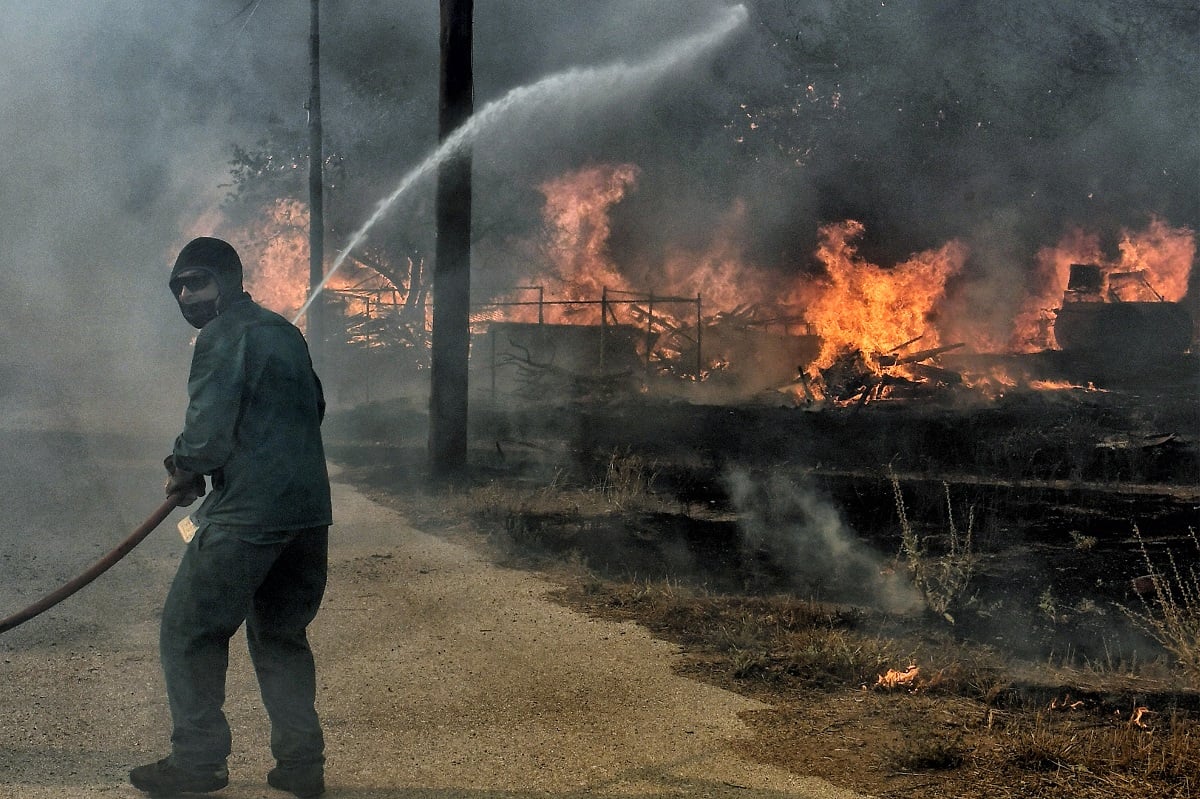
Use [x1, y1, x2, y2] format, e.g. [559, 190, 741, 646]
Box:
[0, 462, 871, 799]
[326, 430, 1200, 799]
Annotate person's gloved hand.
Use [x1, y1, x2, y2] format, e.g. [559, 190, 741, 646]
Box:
[164, 455, 206, 507]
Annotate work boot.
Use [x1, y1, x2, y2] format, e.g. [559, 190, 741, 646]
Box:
[267, 764, 325, 798]
[129, 757, 229, 795]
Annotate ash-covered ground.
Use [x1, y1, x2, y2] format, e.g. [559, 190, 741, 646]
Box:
[327, 349, 1200, 668]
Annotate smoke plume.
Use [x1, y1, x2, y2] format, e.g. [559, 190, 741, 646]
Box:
[724, 468, 921, 613]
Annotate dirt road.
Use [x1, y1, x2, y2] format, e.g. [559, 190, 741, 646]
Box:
[1, 457, 870, 799]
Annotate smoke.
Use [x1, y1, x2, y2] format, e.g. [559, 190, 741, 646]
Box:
[1, 0, 1195, 429]
[724, 468, 921, 613]
[0, 2, 282, 435]
[296, 4, 748, 322]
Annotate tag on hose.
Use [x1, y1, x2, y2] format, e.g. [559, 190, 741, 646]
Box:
[177, 514, 198, 543]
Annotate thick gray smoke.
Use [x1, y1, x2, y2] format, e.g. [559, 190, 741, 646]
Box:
[0, 0, 1190, 646]
[1, 0, 1195, 430]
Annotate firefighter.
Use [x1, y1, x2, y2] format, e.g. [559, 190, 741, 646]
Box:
[130, 237, 331, 799]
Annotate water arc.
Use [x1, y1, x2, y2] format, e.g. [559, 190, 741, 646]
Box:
[293, 4, 748, 325]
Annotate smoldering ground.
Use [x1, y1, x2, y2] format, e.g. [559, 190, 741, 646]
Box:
[724, 468, 921, 614]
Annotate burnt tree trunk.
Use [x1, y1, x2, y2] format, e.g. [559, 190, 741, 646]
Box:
[429, 0, 473, 476]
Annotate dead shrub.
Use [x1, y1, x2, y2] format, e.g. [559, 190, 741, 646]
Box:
[1120, 526, 1200, 685]
[600, 448, 662, 509]
[892, 474, 976, 623]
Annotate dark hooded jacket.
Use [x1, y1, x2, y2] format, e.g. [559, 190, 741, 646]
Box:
[169, 237, 332, 537]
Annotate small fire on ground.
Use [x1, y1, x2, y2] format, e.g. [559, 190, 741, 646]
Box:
[874, 665, 920, 690]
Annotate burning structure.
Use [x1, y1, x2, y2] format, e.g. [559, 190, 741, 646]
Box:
[1053, 262, 1193, 360]
[207, 167, 1197, 410]
[148, 0, 1196, 414]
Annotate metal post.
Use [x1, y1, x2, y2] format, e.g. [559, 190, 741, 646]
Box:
[645, 291, 655, 377]
[600, 286, 607, 372]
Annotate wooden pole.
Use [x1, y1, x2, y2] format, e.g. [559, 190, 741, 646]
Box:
[429, 0, 474, 476]
[307, 0, 325, 370]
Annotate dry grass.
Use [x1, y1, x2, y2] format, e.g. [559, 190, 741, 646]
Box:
[985, 708, 1200, 795]
[892, 474, 976, 623]
[600, 448, 662, 508]
[561, 571, 1200, 799]
[1121, 526, 1200, 685]
[336, 454, 1200, 799]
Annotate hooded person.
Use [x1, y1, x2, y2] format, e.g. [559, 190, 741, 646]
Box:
[168, 236, 247, 329]
[131, 237, 332, 799]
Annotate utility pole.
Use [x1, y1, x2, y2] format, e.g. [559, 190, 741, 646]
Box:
[307, 0, 325, 369]
[429, 0, 473, 477]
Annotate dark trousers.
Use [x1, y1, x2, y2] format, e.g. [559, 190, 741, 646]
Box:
[159, 523, 328, 772]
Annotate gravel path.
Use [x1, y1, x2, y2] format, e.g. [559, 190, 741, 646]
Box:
[1, 457, 870, 799]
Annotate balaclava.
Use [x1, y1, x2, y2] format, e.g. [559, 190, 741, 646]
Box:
[169, 237, 245, 329]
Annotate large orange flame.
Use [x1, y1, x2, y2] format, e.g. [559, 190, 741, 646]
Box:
[527, 165, 792, 330]
[791, 220, 968, 373]
[186, 166, 1194, 394]
[538, 164, 639, 305]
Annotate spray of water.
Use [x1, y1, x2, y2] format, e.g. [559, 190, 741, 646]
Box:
[292, 4, 749, 325]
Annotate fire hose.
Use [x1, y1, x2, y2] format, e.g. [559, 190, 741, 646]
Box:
[0, 494, 183, 635]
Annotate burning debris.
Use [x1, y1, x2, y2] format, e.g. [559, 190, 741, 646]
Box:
[801, 340, 968, 405]
[1053, 263, 1194, 360]
[1013, 216, 1196, 353]
[873, 664, 922, 691]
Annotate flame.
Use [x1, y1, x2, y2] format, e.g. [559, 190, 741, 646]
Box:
[660, 200, 788, 314]
[1117, 217, 1194, 301]
[520, 165, 786, 344]
[791, 220, 968, 374]
[1128, 706, 1154, 729]
[874, 664, 921, 690]
[506, 165, 1191, 392]
[533, 164, 639, 315]
[1011, 216, 1196, 351]
[1049, 695, 1086, 711]
[1026, 379, 1099, 392]
[179, 163, 1193, 395]
[183, 199, 372, 328]
[961, 365, 1020, 396]
[240, 199, 312, 318]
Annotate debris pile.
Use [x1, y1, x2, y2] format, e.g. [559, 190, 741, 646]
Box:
[801, 342, 967, 405]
